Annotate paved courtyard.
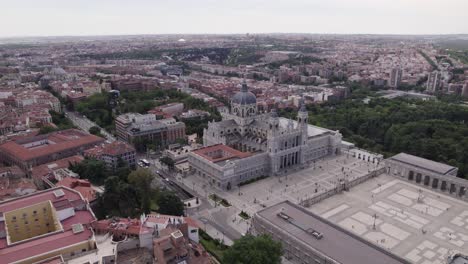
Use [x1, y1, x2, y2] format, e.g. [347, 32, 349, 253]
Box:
[309, 174, 468, 264]
[181, 153, 379, 240]
[184, 153, 378, 215]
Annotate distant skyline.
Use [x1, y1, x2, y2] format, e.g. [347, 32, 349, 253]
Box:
[1, 0, 467, 37]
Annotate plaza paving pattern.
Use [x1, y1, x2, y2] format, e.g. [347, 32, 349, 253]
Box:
[309, 175, 468, 264]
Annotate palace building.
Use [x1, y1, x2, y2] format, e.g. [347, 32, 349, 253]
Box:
[188, 82, 342, 190]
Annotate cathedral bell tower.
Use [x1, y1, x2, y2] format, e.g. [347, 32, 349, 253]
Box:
[268, 108, 280, 136]
[297, 100, 308, 141]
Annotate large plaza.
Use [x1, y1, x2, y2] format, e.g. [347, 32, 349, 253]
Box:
[309, 174, 468, 264]
[184, 152, 378, 216]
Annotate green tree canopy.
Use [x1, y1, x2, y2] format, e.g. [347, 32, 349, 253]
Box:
[89, 126, 101, 135]
[223, 235, 283, 264]
[128, 168, 154, 213]
[69, 158, 109, 185]
[157, 191, 184, 216]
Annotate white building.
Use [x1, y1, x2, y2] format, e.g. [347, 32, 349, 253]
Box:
[188, 82, 342, 190]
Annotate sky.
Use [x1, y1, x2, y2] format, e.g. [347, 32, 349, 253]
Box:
[1, 0, 467, 37]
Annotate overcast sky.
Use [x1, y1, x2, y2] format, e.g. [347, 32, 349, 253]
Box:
[1, 0, 467, 37]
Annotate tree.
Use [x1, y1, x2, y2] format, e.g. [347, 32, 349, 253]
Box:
[38, 125, 56, 135]
[128, 168, 154, 213]
[160, 156, 175, 170]
[89, 126, 101, 135]
[223, 235, 283, 264]
[157, 191, 184, 216]
[69, 158, 108, 185]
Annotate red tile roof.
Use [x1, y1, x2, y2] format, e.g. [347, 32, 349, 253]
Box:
[0, 187, 81, 215]
[0, 228, 93, 264]
[192, 144, 251, 163]
[31, 155, 84, 181]
[0, 187, 96, 264]
[0, 129, 104, 161]
[56, 178, 96, 202]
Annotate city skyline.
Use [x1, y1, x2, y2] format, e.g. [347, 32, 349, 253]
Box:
[1, 0, 468, 37]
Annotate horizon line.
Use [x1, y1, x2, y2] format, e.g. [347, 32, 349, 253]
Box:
[1, 32, 468, 40]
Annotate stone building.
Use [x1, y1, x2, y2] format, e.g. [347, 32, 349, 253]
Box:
[188, 82, 342, 190]
[385, 153, 468, 201]
[115, 113, 186, 147]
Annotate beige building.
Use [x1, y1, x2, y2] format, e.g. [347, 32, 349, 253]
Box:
[0, 186, 98, 264]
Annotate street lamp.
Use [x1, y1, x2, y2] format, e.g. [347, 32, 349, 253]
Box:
[373, 213, 378, 230]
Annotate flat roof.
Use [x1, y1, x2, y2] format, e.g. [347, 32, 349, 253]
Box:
[256, 201, 409, 264]
[388, 153, 457, 175]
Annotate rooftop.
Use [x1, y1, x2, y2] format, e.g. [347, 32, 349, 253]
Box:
[0, 187, 96, 264]
[256, 200, 409, 264]
[192, 144, 251, 164]
[0, 129, 104, 161]
[84, 141, 135, 157]
[388, 153, 458, 175]
[278, 117, 336, 138]
[31, 155, 84, 181]
[0, 186, 82, 215]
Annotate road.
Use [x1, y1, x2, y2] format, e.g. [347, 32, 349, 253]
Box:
[64, 110, 116, 142]
[146, 157, 243, 242]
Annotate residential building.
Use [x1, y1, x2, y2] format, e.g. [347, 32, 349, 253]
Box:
[0, 186, 98, 264]
[84, 141, 136, 169]
[92, 214, 208, 264]
[31, 155, 84, 188]
[0, 166, 35, 201]
[0, 129, 104, 174]
[56, 178, 97, 203]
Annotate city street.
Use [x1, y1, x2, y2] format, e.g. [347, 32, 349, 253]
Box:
[64, 110, 116, 142]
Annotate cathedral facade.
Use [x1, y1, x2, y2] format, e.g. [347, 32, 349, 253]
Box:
[188, 82, 342, 190]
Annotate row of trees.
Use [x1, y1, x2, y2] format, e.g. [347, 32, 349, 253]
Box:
[39, 110, 75, 134]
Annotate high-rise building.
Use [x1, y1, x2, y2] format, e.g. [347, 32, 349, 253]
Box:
[388, 68, 403, 89]
[426, 71, 441, 93]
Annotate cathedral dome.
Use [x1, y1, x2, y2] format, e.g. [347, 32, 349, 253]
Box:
[232, 82, 256, 105]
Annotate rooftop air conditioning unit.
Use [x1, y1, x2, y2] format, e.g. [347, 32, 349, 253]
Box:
[53, 189, 65, 198]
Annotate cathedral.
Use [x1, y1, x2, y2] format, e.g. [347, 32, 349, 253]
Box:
[188, 82, 342, 190]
